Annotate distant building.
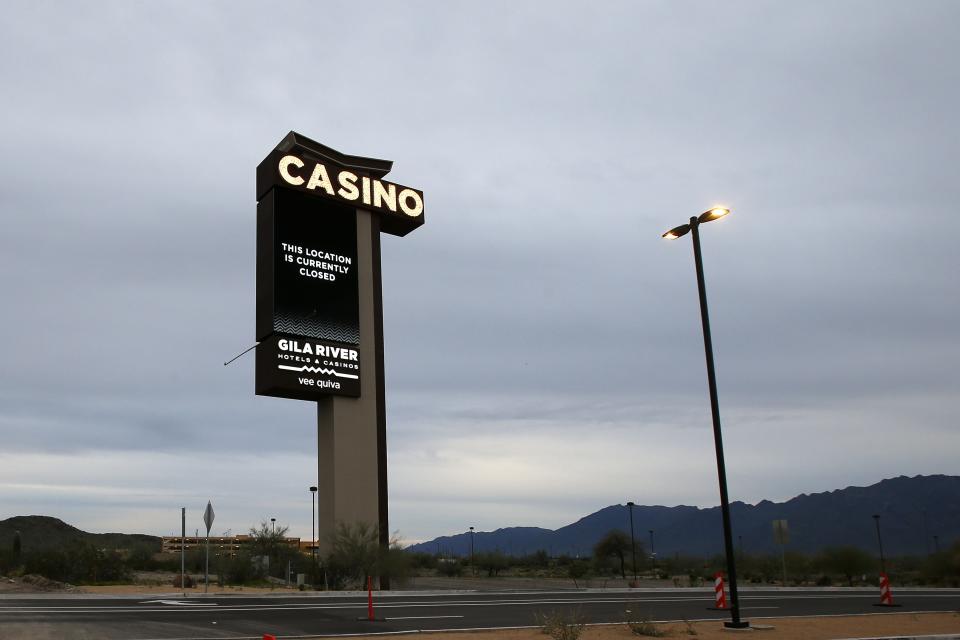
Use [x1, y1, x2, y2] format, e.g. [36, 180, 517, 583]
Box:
[161, 534, 302, 556]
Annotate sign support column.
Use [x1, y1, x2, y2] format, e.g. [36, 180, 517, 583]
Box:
[316, 210, 390, 588]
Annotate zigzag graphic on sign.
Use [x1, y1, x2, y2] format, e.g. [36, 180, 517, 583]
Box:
[272, 313, 359, 344]
[277, 365, 359, 379]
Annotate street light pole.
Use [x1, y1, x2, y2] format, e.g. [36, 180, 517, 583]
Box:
[627, 502, 638, 584]
[310, 486, 318, 587]
[649, 529, 656, 571]
[873, 514, 887, 574]
[270, 516, 277, 577]
[663, 207, 747, 629]
[469, 527, 476, 577]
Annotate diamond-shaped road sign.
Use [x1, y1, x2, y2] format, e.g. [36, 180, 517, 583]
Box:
[203, 501, 215, 535]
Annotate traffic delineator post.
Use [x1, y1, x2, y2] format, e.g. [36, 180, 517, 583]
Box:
[263, 635, 276, 640]
[708, 572, 727, 610]
[367, 575, 375, 621]
[356, 575, 384, 621]
[873, 572, 901, 607]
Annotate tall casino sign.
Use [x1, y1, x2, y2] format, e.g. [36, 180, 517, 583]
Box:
[254, 132, 423, 401]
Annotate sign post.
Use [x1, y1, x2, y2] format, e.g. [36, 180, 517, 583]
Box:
[772, 519, 789, 586]
[254, 132, 424, 589]
[180, 507, 186, 597]
[203, 501, 215, 593]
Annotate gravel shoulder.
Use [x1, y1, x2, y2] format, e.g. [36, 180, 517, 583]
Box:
[346, 613, 959, 640]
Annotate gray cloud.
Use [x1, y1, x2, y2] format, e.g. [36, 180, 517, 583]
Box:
[1, 0, 958, 541]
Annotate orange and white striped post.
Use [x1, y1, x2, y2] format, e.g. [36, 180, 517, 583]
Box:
[367, 575, 375, 621]
[879, 573, 893, 606]
[714, 572, 727, 609]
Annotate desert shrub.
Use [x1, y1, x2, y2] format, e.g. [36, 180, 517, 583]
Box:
[23, 542, 129, 584]
[219, 551, 264, 585]
[0, 549, 19, 574]
[437, 560, 463, 577]
[320, 522, 412, 590]
[919, 541, 960, 586]
[535, 609, 585, 640]
[568, 559, 590, 587]
[125, 544, 159, 571]
[816, 546, 873, 587]
[519, 550, 550, 569]
[23, 550, 70, 582]
[475, 551, 509, 577]
[406, 551, 437, 570]
[173, 573, 195, 588]
[626, 614, 668, 637]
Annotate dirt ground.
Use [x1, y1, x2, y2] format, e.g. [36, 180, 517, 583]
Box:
[79, 582, 304, 595]
[342, 614, 960, 640]
[0, 574, 308, 595]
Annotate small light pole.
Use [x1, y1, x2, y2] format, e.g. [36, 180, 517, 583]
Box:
[270, 517, 277, 577]
[663, 206, 747, 629]
[649, 529, 656, 571]
[921, 508, 929, 556]
[627, 502, 638, 583]
[469, 527, 476, 576]
[873, 514, 887, 575]
[310, 486, 318, 586]
[180, 507, 186, 597]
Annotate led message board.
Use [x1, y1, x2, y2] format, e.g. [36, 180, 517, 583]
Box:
[256, 188, 362, 398]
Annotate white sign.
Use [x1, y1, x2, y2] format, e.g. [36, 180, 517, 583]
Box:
[277, 154, 424, 218]
[203, 501, 215, 534]
[772, 519, 789, 545]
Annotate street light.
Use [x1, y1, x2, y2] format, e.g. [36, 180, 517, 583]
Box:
[626, 502, 638, 584]
[469, 526, 476, 576]
[662, 205, 747, 629]
[872, 514, 887, 575]
[310, 486, 318, 586]
[649, 529, 656, 572]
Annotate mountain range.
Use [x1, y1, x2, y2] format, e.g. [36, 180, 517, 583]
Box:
[0, 515, 159, 553]
[2, 475, 956, 559]
[406, 475, 960, 558]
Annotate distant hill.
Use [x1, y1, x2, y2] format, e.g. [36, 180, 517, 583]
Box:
[406, 475, 960, 558]
[0, 516, 160, 553]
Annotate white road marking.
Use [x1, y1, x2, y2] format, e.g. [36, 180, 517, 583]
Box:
[385, 615, 465, 620]
[139, 600, 216, 606]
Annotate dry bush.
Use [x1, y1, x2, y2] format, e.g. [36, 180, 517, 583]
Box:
[625, 608, 670, 637]
[534, 609, 586, 640]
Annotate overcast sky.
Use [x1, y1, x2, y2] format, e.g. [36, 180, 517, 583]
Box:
[1, 1, 958, 545]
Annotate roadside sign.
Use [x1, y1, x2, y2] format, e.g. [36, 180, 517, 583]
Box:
[203, 501, 215, 535]
[772, 519, 789, 545]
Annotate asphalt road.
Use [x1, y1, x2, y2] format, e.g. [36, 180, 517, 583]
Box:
[0, 588, 957, 640]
